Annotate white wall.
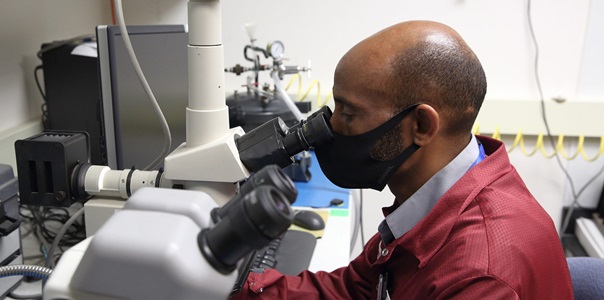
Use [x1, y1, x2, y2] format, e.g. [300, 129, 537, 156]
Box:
[4, 1, 602, 129]
[119, 0, 601, 103]
[576, 0, 604, 101]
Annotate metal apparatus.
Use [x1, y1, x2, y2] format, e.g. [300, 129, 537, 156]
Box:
[225, 36, 312, 132]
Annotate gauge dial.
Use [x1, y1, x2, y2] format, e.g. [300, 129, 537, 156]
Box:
[268, 41, 285, 59]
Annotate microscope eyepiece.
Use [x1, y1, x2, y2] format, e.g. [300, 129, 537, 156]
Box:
[236, 106, 334, 173]
[282, 110, 333, 156]
[239, 164, 297, 204]
[198, 185, 294, 274]
[211, 164, 297, 223]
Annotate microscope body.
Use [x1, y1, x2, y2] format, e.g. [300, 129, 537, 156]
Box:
[43, 188, 235, 300]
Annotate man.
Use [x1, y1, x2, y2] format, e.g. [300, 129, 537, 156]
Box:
[232, 20, 573, 299]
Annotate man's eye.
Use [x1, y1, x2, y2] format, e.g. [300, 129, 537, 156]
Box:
[341, 112, 354, 121]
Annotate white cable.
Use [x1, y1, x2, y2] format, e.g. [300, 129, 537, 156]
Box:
[272, 72, 304, 121]
[114, 0, 172, 171]
[349, 189, 362, 255]
[359, 189, 365, 246]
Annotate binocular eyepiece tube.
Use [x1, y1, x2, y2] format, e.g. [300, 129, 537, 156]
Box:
[199, 183, 294, 274]
[236, 106, 333, 173]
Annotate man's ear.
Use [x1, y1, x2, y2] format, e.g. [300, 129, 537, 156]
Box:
[411, 104, 439, 146]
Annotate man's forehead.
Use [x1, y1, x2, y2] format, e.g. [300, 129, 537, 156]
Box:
[333, 81, 392, 113]
[332, 84, 357, 107]
[332, 94, 360, 110]
[334, 57, 389, 92]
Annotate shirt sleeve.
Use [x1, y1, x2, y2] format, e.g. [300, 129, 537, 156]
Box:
[230, 236, 383, 300]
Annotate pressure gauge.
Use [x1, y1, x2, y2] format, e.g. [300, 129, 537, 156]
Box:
[267, 41, 285, 59]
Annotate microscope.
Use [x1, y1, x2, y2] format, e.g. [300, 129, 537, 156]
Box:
[13, 0, 333, 299]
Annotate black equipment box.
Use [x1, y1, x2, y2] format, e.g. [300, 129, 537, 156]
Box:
[41, 40, 106, 166]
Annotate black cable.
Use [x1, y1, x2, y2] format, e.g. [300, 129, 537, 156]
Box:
[527, 0, 601, 236]
[34, 65, 50, 129]
[255, 54, 260, 85]
[46, 207, 85, 268]
[19, 205, 86, 267]
[527, 0, 578, 206]
[33, 66, 46, 101]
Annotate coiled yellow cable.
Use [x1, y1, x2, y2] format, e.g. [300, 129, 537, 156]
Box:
[474, 125, 604, 161]
[284, 74, 332, 107]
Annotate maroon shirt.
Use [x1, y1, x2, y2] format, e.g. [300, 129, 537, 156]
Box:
[232, 136, 573, 299]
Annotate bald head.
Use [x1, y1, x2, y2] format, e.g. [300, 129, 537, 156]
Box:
[335, 20, 487, 136]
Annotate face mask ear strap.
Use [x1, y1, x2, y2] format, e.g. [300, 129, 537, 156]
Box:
[373, 142, 420, 190]
[386, 103, 422, 126]
[396, 103, 422, 117]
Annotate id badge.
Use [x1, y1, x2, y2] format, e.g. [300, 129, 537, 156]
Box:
[377, 272, 390, 300]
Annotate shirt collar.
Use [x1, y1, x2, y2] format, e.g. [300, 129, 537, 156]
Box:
[379, 135, 480, 243]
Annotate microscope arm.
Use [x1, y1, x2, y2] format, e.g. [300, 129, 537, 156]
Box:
[71, 105, 332, 203]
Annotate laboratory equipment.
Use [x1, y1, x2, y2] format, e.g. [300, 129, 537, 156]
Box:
[15, 132, 90, 207]
[96, 25, 189, 170]
[44, 166, 295, 299]
[211, 164, 298, 223]
[38, 25, 188, 169]
[0, 164, 23, 298]
[12, 0, 334, 299]
[225, 38, 311, 132]
[40, 37, 105, 166]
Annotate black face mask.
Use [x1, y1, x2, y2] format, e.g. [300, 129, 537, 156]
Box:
[315, 104, 420, 191]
